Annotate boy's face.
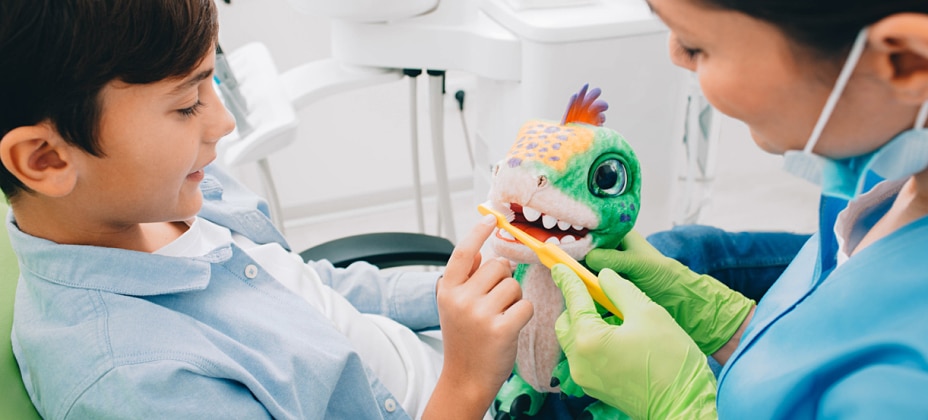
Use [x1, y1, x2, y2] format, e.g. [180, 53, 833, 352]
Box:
[74, 50, 234, 227]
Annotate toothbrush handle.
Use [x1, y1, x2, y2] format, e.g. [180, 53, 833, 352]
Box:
[540, 247, 624, 319]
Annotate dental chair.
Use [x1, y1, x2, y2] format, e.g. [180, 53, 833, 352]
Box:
[1, 200, 40, 420]
[0, 198, 453, 418]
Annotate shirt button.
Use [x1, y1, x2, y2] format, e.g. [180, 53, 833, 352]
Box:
[244, 264, 259, 279]
[384, 398, 397, 413]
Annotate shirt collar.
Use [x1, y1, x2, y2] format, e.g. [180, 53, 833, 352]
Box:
[7, 212, 226, 296]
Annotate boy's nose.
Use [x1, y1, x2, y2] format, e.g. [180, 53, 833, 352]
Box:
[207, 101, 236, 144]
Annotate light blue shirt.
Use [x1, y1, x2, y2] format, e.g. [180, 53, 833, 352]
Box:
[717, 184, 928, 418]
[9, 165, 441, 419]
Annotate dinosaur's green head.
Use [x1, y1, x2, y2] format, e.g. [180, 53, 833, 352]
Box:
[486, 86, 641, 263]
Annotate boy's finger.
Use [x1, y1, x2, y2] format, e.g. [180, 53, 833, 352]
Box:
[485, 275, 523, 308]
[469, 251, 483, 277]
[501, 298, 533, 332]
[462, 256, 514, 295]
[443, 215, 497, 286]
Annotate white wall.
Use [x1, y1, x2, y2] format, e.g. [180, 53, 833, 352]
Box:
[215, 0, 477, 223]
[694, 116, 820, 234]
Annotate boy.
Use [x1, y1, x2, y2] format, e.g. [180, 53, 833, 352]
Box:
[0, 1, 532, 418]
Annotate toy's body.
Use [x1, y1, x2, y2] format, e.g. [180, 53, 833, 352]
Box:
[485, 85, 641, 418]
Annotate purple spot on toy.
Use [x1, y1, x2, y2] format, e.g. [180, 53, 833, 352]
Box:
[557, 135, 568, 141]
[552, 143, 561, 150]
[526, 153, 535, 158]
[620, 214, 631, 223]
[630, 204, 636, 211]
[508, 158, 522, 168]
[545, 126, 560, 133]
[549, 156, 560, 162]
[539, 148, 548, 153]
[526, 142, 538, 149]
[527, 130, 537, 134]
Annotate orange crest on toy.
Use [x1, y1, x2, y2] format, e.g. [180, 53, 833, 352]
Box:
[561, 84, 607, 126]
[504, 84, 608, 172]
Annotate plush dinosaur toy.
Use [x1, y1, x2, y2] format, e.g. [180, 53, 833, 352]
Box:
[486, 85, 641, 419]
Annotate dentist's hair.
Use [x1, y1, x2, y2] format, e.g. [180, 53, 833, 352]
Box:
[697, 0, 928, 59]
[0, 0, 219, 199]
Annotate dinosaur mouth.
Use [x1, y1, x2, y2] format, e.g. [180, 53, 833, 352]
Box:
[500, 203, 591, 245]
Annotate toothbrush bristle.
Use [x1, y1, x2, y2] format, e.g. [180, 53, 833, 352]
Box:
[499, 206, 515, 223]
[479, 202, 515, 223]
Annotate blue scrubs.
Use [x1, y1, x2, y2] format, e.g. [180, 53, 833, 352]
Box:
[717, 187, 928, 417]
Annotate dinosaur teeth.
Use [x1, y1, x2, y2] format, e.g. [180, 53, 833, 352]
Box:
[522, 206, 542, 222]
[561, 235, 576, 244]
[542, 214, 558, 229]
[545, 236, 560, 244]
[517, 204, 588, 232]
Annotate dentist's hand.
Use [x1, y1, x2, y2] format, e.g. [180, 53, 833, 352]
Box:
[585, 231, 754, 355]
[552, 265, 718, 420]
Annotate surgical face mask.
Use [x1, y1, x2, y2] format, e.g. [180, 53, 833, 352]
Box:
[783, 28, 928, 200]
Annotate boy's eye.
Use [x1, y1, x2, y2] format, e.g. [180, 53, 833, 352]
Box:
[675, 42, 702, 61]
[682, 46, 701, 59]
[178, 100, 204, 118]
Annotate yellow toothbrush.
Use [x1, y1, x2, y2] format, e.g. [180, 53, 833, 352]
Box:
[478, 203, 623, 319]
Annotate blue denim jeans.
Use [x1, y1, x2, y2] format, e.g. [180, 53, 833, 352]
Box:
[648, 224, 811, 376]
[646, 224, 811, 302]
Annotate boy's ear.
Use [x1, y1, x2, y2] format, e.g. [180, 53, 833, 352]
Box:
[0, 123, 78, 198]
[868, 13, 928, 104]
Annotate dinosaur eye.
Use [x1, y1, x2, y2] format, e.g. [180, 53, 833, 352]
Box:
[588, 156, 627, 197]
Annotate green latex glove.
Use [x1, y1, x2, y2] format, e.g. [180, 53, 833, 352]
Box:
[585, 231, 754, 355]
[552, 265, 719, 420]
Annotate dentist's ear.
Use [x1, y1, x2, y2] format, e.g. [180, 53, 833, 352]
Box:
[0, 123, 78, 198]
[868, 13, 928, 104]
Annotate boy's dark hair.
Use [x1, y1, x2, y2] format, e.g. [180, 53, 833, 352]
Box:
[697, 0, 928, 60]
[0, 0, 218, 199]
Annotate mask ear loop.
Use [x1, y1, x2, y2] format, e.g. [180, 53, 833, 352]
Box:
[802, 28, 871, 154]
[916, 101, 928, 129]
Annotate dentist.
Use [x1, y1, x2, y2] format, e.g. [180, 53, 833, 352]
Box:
[551, 0, 928, 418]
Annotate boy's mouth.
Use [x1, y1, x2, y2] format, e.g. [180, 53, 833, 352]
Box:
[187, 169, 205, 181]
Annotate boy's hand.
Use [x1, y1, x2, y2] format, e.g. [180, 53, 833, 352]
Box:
[425, 215, 533, 419]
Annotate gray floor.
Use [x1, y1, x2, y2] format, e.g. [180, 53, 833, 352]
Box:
[281, 116, 821, 253]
